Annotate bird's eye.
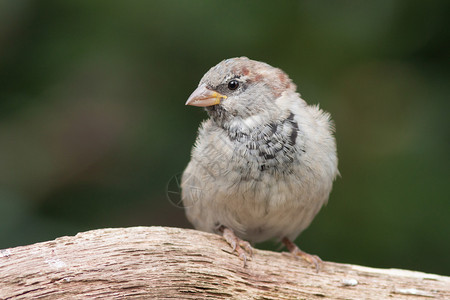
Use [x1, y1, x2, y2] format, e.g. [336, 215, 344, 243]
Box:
[227, 80, 239, 90]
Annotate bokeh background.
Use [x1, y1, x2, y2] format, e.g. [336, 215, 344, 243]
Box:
[1, 1, 449, 275]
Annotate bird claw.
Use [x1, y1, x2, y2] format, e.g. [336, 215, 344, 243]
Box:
[296, 251, 322, 273]
[282, 237, 322, 273]
[220, 226, 253, 267]
[239, 240, 253, 257]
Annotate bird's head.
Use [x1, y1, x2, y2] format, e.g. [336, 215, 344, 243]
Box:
[186, 57, 297, 126]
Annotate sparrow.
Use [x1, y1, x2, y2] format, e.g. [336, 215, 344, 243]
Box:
[181, 57, 338, 270]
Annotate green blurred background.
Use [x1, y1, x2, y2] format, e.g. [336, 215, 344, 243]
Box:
[0, 1, 449, 275]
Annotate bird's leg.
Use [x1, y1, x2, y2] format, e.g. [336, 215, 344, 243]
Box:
[282, 237, 322, 272]
[218, 225, 253, 266]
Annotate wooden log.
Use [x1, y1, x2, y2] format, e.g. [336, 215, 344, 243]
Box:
[0, 227, 448, 299]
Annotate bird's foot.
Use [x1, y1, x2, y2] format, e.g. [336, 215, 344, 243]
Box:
[219, 226, 253, 267]
[282, 237, 322, 272]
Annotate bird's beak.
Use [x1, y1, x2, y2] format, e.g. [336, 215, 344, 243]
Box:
[185, 84, 227, 107]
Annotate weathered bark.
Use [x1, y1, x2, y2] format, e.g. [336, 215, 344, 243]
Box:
[0, 226, 448, 299]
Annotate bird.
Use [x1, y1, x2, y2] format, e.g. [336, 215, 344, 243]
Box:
[181, 57, 338, 270]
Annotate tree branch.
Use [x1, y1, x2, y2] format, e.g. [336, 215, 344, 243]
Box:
[0, 227, 448, 299]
